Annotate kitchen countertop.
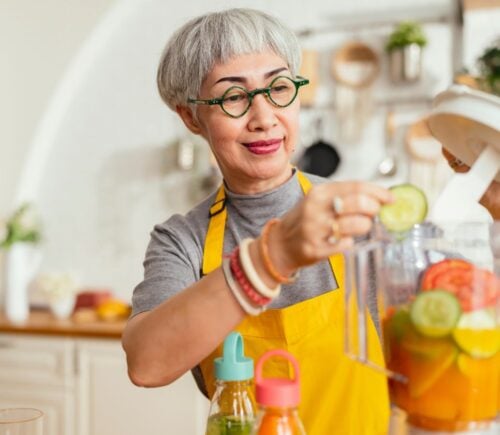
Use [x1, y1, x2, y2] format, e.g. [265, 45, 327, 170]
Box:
[0, 309, 126, 339]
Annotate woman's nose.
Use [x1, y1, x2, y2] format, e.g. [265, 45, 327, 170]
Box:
[247, 94, 278, 131]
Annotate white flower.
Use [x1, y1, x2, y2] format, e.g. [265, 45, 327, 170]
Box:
[0, 219, 7, 244]
[37, 272, 79, 302]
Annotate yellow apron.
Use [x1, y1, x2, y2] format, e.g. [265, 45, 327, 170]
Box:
[199, 172, 389, 435]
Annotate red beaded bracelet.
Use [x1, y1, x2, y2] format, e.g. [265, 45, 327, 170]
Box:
[229, 247, 271, 307]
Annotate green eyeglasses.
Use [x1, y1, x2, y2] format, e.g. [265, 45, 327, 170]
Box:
[187, 75, 309, 118]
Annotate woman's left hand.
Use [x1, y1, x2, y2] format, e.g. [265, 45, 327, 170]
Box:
[442, 148, 500, 219]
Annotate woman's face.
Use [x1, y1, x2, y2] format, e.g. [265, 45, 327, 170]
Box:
[190, 50, 300, 194]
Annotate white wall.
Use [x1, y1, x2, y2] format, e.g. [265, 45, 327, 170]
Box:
[3, 0, 492, 302]
[0, 0, 116, 213]
[1, 0, 456, 213]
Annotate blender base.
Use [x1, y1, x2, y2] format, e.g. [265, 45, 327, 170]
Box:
[389, 407, 500, 435]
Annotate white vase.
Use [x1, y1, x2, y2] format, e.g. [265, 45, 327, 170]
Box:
[4, 242, 41, 324]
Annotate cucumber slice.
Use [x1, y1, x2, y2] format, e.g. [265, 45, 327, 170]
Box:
[379, 184, 428, 232]
[410, 290, 461, 337]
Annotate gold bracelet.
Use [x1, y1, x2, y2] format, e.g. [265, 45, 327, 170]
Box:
[259, 219, 299, 284]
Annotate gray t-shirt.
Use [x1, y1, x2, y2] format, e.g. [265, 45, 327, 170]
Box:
[131, 170, 338, 395]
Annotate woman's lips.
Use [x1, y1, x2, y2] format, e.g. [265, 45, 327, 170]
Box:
[243, 138, 282, 155]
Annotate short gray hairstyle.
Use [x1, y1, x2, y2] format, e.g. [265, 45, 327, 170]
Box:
[157, 8, 301, 111]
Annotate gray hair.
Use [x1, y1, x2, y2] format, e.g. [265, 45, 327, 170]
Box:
[157, 8, 301, 111]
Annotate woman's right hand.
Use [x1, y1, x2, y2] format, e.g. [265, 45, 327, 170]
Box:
[442, 147, 500, 220]
[264, 181, 394, 276]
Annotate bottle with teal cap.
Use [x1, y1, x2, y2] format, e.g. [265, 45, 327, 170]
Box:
[206, 331, 257, 435]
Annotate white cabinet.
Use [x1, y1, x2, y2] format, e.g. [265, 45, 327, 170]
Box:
[0, 335, 75, 434]
[76, 339, 208, 435]
[0, 334, 209, 435]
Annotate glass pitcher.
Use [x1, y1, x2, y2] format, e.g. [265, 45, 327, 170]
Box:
[345, 221, 500, 434]
[0, 408, 43, 435]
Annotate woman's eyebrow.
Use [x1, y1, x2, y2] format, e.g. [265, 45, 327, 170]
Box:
[213, 67, 288, 86]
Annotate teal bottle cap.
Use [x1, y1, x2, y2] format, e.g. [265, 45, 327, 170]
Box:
[214, 332, 254, 381]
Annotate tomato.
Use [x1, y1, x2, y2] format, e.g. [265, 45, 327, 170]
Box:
[421, 259, 499, 311]
[421, 259, 472, 289]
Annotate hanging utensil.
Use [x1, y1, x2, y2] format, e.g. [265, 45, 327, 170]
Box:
[405, 117, 448, 204]
[377, 109, 398, 176]
[297, 117, 341, 177]
[331, 41, 379, 144]
[299, 49, 319, 107]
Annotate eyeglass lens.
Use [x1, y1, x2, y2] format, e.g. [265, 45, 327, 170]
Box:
[221, 76, 297, 117]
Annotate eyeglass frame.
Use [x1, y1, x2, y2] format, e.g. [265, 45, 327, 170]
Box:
[187, 75, 310, 118]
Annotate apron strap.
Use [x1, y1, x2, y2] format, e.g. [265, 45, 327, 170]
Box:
[201, 171, 344, 289]
[201, 185, 227, 275]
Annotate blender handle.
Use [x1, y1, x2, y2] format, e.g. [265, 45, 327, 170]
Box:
[344, 242, 408, 383]
[344, 245, 368, 363]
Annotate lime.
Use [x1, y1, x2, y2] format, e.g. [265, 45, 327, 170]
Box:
[410, 290, 461, 337]
[452, 310, 500, 358]
[388, 309, 411, 341]
[379, 184, 428, 232]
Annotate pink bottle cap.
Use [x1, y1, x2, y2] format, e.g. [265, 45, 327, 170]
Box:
[255, 349, 300, 408]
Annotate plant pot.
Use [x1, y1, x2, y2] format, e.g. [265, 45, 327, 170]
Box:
[49, 294, 76, 320]
[3, 243, 41, 324]
[388, 43, 423, 83]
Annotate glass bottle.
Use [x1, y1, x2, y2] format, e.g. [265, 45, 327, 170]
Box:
[253, 349, 306, 435]
[206, 332, 256, 435]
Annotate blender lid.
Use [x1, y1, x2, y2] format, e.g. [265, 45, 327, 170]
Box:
[427, 84, 500, 183]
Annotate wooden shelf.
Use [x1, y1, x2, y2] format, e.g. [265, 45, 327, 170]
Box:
[0, 309, 125, 339]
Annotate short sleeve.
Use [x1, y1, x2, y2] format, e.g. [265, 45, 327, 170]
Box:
[131, 217, 201, 317]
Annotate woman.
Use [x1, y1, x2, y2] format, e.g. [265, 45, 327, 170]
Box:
[122, 8, 394, 434]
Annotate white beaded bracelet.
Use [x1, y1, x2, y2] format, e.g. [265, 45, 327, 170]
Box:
[238, 238, 281, 299]
[221, 257, 265, 316]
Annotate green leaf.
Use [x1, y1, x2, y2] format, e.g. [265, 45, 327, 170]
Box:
[386, 21, 428, 52]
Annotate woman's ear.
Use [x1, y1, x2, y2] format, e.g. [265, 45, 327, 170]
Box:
[176, 106, 202, 135]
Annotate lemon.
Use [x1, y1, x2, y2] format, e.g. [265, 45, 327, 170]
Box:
[96, 299, 131, 321]
[452, 310, 500, 359]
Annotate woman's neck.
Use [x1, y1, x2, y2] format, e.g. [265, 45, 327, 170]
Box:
[223, 165, 294, 195]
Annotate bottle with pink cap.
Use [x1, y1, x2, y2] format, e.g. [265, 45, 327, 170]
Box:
[253, 349, 306, 435]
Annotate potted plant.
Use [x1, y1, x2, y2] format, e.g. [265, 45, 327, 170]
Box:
[386, 21, 427, 83]
[477, 40, 500, 96]
[0, 203, 41, 249]
[1, 203, 42, 324]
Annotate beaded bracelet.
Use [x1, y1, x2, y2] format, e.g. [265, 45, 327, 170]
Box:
[221, 257, 264, 316]
[238, 238, 281, 299]
[259, 218, 299, 284]
[230, 248, 272, 307]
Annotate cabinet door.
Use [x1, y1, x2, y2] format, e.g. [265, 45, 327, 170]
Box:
[76, 339, 209, 435]
[0, 334, 76, 435]
[0, 385, 75, 435]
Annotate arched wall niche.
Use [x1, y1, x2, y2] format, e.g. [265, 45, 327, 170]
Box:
[16, 0, 455, 299]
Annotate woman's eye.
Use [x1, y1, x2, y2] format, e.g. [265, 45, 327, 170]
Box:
[223, 93, 246, 103]
[271, 85, 289, 93]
